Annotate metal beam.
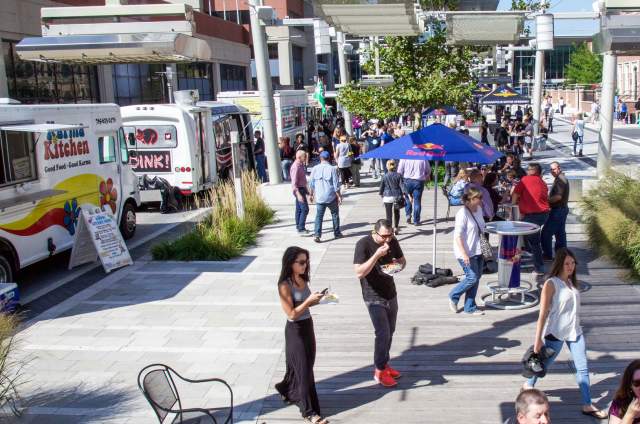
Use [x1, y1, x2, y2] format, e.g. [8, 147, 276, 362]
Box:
[42, 21, 195, 37]
[41, 4, 192, 20]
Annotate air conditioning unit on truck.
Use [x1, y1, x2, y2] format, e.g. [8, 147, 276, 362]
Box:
[0, 103, 140, 283]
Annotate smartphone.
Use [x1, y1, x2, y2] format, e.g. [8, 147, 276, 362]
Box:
[320, 288, 329, 295]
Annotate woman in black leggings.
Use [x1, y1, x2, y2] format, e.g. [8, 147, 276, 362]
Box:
[379, 160, 406, 234]
[275, 247, 328, 424]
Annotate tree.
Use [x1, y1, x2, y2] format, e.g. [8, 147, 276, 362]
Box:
[337, 24, 474, 122]
[510, 0, 549, 11]
[564, 43, 603, 85]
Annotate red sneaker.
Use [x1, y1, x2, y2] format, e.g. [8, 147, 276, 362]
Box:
[384, 364, 401, 379]
[374, 368, 397, 387]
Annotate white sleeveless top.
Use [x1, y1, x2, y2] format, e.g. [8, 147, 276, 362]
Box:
[543, 276, 582, 341]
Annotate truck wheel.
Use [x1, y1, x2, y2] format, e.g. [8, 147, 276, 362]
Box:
[0, 254, 14, 283]
[119, 202, 136, 240]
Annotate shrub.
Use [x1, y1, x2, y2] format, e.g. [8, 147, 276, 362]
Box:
[581, 172, 640, 278]
[152, 172, 274, 261]
[0, 313, 21, 416]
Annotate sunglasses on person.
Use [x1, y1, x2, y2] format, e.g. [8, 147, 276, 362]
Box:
[632, 379, 640, 388]
[375, 231, 394, 240]
[294, 260, 309, 266]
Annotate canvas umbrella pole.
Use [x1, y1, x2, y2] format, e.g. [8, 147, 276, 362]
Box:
[432, 160, 439, 269]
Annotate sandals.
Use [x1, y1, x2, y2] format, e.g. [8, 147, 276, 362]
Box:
[581, 409, 607, 420]
[304, 414, 329, 424]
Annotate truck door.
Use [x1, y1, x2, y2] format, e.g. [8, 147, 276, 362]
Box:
[97, 133, 121, 216]
[193, 111, 210, 185]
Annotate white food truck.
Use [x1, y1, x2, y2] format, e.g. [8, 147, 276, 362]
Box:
[216, 90, 309, 141]
[121, 90, 216, 203]
[0, 102, 140, 283]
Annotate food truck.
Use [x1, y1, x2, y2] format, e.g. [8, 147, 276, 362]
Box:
[0, 102, 140, 283]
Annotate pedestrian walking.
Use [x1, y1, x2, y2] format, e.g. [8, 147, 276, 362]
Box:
[379, 160, 406, 235]
[559, 97, 565, 115]
[280, 137, 294, 181]
[254, 130, 268, 182]
[275, 246, 329, 424]
[334, 136, 352, 188]
[571, 113, 585, 156]
[309, 151, 342, 243]
[547, 106, 554, 133]
[503, 389, 551, 424]
[348, 136, 362, 187]
[291, 151, 311, 236]
[362, 124, 382, 178]
[522, 248, 607, 420]
[608, 360, 640, 424]
[449, 187, 485, 316]
[353, 219, 406, 388]
[479, 116, 490, 145]
[397, 158, 430, 225]
[511, 163, 550, 277]
[541, 162, 569, 260]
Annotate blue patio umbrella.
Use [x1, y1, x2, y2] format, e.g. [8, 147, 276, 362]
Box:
[360, 123, 504, 268]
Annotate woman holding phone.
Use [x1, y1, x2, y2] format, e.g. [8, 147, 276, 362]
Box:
[275, 246, 328, 424]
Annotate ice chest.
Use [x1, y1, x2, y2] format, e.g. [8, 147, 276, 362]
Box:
[0, 283, 19, 313]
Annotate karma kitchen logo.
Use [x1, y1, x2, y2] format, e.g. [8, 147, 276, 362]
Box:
[406, 142, 446, 158]
[45, 128, 90, 160]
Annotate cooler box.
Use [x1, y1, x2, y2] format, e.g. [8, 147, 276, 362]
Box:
[0, 283, 19, 313]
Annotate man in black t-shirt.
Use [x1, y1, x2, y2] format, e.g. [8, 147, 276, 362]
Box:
[353, 219, 406, 388]
[541, 162, 570, 260]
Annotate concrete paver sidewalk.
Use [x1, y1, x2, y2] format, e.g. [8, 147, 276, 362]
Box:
[5, 146, 640, 423]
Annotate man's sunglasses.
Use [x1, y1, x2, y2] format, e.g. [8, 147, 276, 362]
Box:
[375, 231, 394, 240]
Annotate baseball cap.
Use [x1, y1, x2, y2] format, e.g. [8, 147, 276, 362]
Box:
[320, 151, 330, 159]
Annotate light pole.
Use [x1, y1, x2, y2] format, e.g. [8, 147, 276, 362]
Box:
[336, 31, 353, 134]
[248, 0, 282, 184]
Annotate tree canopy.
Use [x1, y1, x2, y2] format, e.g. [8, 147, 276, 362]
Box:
[564, 43, 603, 85]
[337, 25, 474, 120]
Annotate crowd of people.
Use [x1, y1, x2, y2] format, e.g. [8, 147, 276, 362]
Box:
[264, 110, 638, 424]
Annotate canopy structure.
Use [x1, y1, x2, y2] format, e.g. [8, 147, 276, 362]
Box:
[480, 85, 530, 105]
[360, 123, 503, 269]
[472, 84, 492, 97]
[16, 33, 211, 64]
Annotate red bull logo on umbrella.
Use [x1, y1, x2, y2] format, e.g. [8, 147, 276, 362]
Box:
[407, 142, 446, 157]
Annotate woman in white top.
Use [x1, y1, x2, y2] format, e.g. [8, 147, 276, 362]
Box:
[448, 187, 485, 316]
[571, 113, 585, 157]
[523, 248, 607, 419]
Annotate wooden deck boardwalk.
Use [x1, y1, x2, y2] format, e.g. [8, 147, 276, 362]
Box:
[257, 179, 640, 424]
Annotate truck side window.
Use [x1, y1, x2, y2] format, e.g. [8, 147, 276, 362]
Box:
[118, 128, 129, 164]
[0, 130, 37, 187]
[98, 136, 117, 164]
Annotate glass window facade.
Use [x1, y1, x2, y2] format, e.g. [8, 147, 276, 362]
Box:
[292, 46, 303, 89]
[513, 45, 576, 85]
[3, 40, 99, 104]
[113, 63, 165, 105]
[220, 64, 247, 91]
[177, 63, 214, 101]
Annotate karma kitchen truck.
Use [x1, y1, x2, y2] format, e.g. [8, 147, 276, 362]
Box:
[0, 102, 140, 283]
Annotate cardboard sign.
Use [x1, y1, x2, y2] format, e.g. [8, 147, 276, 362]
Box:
[69, 204, 133, 273]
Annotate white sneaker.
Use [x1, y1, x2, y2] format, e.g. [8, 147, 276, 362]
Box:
[467, 310, 485, 316]
[448, 299, 459, 313]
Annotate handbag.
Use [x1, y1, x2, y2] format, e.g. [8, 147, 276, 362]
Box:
[393, 195, 406, 209]
[571, 131, 579, 142]
[466, 207, 493, 261]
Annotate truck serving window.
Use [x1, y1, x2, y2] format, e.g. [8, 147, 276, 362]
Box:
[0, 130, 37, 187]
[118, 128, 129, 164]
[123, 125, 178, 149]
[98, 136, 117, 164]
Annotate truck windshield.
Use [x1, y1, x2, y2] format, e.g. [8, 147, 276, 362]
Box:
[123, 125, 177, 149]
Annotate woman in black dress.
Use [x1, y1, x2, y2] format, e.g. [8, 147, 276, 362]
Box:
[275, 247, 328, 424]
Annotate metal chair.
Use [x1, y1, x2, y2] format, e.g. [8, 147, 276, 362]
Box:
[441, 184, 454, 220]
[138, 364, 233, 424]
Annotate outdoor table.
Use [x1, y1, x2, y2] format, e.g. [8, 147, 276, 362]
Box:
[482, 221, 540, 310]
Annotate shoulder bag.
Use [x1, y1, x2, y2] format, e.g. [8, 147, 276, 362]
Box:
[466, 207, 493, 261]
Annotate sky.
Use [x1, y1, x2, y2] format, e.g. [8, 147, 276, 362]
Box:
[496, 0, 599, 37]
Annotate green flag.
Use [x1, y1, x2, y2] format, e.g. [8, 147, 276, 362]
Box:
[314, 79, 326, 115]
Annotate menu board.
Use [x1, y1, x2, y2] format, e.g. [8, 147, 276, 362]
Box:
[68, 204, 133, 273]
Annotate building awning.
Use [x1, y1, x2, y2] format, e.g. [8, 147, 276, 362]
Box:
[16, 33, 211, 64]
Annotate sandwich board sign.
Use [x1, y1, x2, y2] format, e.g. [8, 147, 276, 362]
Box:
[68, 204, 133, 273]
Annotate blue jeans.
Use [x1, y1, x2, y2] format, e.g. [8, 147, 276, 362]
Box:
[449, 255, 484, 313]
[255, 154, 267, 182]
[281, 159, 293, 181]
[522, 212, 549, 273]
[404, 178, 425, 223]
[541, 207, 568, 258]
[314, 198, 340, 238]
[573, 135, 584, 153]
[527, 334, 592, 405]
[366, 297, 398, 370]
[294, 187, 309, 232]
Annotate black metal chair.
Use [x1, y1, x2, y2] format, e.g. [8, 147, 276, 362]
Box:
[441, 184, 454, 221]
[137, 364, 233, 424]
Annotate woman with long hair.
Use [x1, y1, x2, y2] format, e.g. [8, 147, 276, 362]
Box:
[609, 360, 640, 423]
[279, 137, 294, 181]
[523, 248, 607, 419]
[449, 187, 485, 315]
[448, 169, 469, 206]
[275, 247, 328, 424]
